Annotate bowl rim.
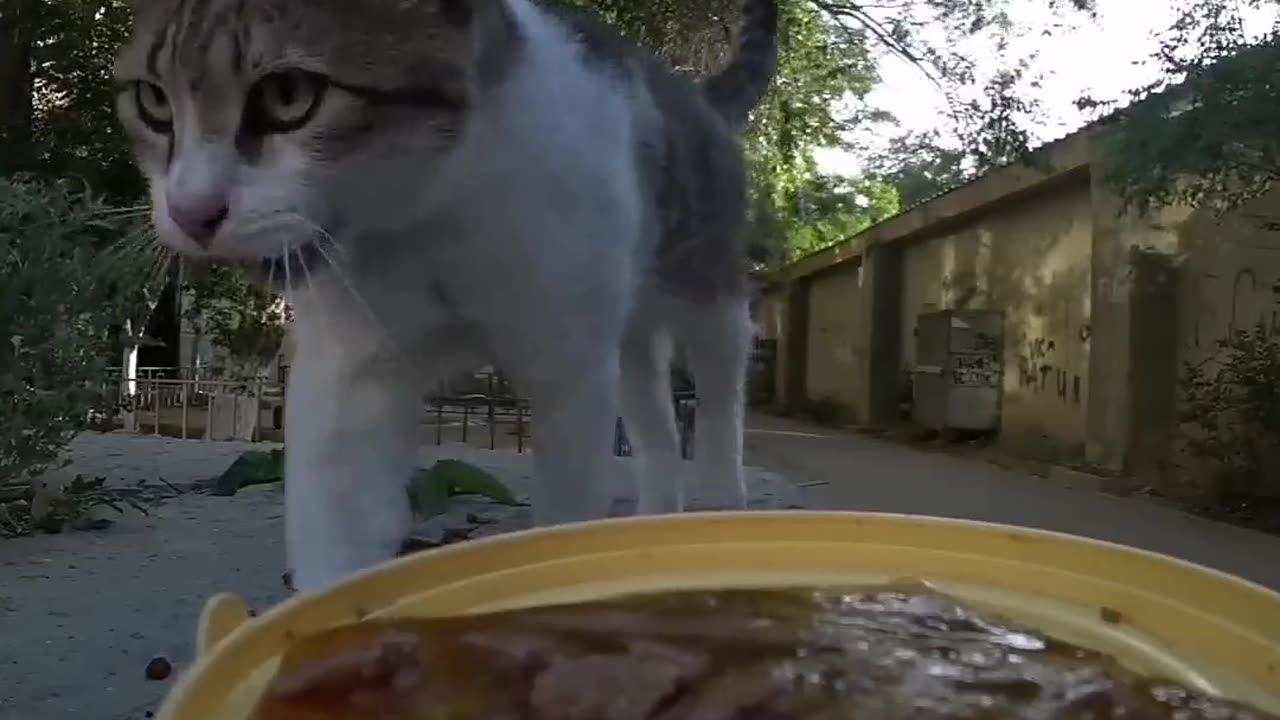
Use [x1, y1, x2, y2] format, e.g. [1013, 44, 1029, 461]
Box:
[161, 511, 1280, 719]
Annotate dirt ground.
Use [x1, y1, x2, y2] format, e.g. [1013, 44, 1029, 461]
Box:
[6, 419, 1280, 719]
[0, 434, 798, 720]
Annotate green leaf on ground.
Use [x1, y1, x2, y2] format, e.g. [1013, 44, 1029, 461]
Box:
[435, 459, 519, 505]
[211, 449, 284, 496]
[406, 459, 519, 519]
[407, 467, 452, 519]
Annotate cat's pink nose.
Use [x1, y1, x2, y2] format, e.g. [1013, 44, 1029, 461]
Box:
[168, 193, 228, 249]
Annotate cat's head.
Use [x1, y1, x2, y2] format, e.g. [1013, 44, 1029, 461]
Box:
[114, 0, 517, 276]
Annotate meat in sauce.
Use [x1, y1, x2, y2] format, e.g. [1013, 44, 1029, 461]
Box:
[253, 587, 1277, 719]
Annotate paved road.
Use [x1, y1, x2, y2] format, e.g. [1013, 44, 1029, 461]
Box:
[743, 413, 1280, 591]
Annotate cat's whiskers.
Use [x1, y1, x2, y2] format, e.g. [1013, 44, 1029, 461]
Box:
[294, 242, 343, 349]
[144, 248, 175, 294]
[99, 222, 156, 260]
[279, 212, 349, 260]
[308, 234, 413, 367]
[92, 205, 150, 217]
[280, 238, 296, 321]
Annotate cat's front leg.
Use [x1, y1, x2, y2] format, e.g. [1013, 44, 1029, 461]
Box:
[284, 350, 421, 593]
[523, 355, 624, 526]
[498, 299, 630, 525]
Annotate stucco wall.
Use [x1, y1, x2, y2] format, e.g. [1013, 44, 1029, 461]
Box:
[755, 287, 789, 407]
[804, 264, 864, 414]
[899, 180, 1094, 461]
[760, 125, 1279, 475]
[755, 289, 786, 341]
[1178, 198, 1280, 366]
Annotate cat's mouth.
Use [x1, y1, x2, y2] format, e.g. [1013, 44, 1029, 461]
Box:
[261, 242, 326, 287]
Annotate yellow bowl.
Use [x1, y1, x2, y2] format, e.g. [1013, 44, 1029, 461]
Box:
[158, 511, 1280, 718]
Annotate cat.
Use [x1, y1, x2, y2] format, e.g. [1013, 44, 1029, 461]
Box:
[114, 0, 778, 592]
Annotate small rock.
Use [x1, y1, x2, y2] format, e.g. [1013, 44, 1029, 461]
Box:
[440, 527, 477, 545]
[70, 517, 115, 532]
[398, 537, 439, 556]
[145, 656, 172, 681]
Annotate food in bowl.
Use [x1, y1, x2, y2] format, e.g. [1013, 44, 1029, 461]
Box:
[253, 586, 1276, 719]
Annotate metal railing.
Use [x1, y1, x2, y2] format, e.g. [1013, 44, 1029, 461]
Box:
[98, 375, 284, 442]
[96, 367, 697, 455]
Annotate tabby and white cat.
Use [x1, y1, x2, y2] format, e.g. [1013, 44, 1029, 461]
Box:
[115, 0, 779, 592]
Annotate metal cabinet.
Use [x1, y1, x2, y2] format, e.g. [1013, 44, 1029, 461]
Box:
[911, 309, 1004, 431]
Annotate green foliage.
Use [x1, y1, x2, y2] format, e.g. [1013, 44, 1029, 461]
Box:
[1094, 0, 1280, 222]
[184, 264, 286, 376]
[0, 0, 1096, 271]
[407, 460, 521, 519]
[544, 0, 1091, 262]
[2, 1, 140, 197]
[209, 451, 519, 520]
[745, 1, 899, 262]
[0, 176, 156, 484]
[1179, 324, 1280, 520]
[866, 130, 974, 210]
[784, 173, 899, 258]
[1, 475, 178, 537]
[210, 448, 285, 496]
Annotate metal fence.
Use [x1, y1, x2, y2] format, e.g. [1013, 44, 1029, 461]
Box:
[97, 367, 695, 455]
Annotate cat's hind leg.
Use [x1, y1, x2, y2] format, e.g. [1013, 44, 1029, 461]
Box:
[619, 311, 684, 515]
[669, 294, 753, 510]
[519, 344, 626, 526]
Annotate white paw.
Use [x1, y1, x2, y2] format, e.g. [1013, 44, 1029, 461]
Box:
[635, 489, 682, 516]
[289, 538, 401, 593]
[687, 473, 747, 511]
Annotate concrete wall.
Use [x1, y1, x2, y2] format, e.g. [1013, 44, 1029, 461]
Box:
[1177, 196, 1280, 365]
[755, 289, 786, 341]
[754, 286, 789, 407]
[804, 264, 864, 414]
[761, 126, 1280, 475]
[899, 179, 1094, 461]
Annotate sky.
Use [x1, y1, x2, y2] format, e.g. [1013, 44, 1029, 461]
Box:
[816, 0, 1277, 177]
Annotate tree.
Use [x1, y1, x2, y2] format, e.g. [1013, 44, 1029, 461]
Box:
[31, 0, 139, 199]
[865, 130, 973, 209]
[786, 172, 899, 257]
[743, 0, 899, 261]
[0, 0, 42, 173]
[0, 176, 158, 484]
[1178, 324, 1280, 527]
[2, 0, 1094, 267]
[552, 0, 1093, 260]
[2, 0, 139, 196]
[183, 264, 287, 379]
[1091, 0, 1280, 222]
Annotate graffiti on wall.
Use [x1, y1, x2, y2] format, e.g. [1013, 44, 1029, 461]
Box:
[1014, 308, 1088, 408]
[954, 353, 1001, 387]
[1191, 267, 1280, 348]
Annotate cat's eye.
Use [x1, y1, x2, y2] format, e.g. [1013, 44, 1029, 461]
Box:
[134, 81, 173, 133]
[244, 71, 328, 135]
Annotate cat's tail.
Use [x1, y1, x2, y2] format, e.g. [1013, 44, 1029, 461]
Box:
[702, 0, 779, 131]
